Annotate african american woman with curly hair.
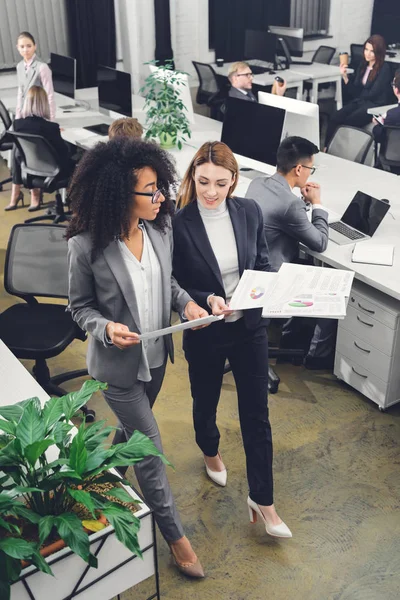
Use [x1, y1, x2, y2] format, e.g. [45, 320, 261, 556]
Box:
[67, 137, 208, 578]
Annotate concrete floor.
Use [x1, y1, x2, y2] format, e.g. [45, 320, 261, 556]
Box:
[1, 159, 400, 600]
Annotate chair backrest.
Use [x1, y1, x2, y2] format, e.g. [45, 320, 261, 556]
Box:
[7, 131, 61, 179]
[0, 99, 12, 132]
[327, 125, 374, 164]
[379, 125, 400, 170]
[4, 224, 69, 300]
[312, 45, 336, 65]
[192, 61, 220, 99]
[350, 43, 364, 70]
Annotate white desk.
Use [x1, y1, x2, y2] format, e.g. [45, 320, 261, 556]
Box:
[385, 50, 400, 65]
[0, 339, 49, 406]
[367, 103, 398, 116]
[211, 62, 309, 100]
[288, 63, 349, 109]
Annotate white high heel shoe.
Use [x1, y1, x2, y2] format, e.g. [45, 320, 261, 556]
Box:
[247, 497, 292, 538]
[204, 452, 227, 487]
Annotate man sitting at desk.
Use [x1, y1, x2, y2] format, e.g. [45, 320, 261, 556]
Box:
[228, 62, 258, 102]
[372, 70, 400, 143]
[245, 136, 334, 369]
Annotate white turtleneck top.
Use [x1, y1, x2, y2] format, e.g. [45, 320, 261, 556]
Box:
[197, 199, 242, 322]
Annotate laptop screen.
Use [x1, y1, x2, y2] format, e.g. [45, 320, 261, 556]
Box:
[341, 192, 390, 236]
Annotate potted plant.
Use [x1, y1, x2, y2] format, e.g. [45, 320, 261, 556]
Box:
[0, 380, 169, 600]
[140, 60, 192, 149]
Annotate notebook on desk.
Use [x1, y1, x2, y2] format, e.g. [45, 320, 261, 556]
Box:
[351, 243, 394, 266]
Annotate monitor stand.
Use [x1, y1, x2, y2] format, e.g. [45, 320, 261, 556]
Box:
[83, 123, 110, 136]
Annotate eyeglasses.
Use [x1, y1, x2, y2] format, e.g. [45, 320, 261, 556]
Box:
[236, 72, 254, 78]
[293, 164, 316, 175]
[133, 189, 163, 204]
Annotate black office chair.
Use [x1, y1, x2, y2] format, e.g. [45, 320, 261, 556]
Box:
[0, 99, 13, 191]
[327, 125, 374, 165]
[304, 46, 336, 101]
[377, 125, 400, 174]
[0, 223, 95, 421]
[349, 44, 364, 71]
[192, 61, 227, 120]
[7, 131, 73, 224]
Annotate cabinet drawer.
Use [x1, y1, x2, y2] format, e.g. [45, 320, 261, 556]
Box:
[336, 327, 391, 382]
[334, 352, 387, 408]
[340, 306, 396, 356]
[349, 289, 398, 330]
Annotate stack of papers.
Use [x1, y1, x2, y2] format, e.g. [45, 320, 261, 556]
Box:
[229, 263, 354, 319]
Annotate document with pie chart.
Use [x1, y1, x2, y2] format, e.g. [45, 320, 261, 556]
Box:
[229, 265, 354, 319]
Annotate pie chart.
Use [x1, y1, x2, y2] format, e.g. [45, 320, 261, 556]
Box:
[250, 286, 265, 300]
[289, 300, 314, 308]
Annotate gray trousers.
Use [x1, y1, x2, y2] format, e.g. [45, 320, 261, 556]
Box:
[103, 363, 184, 543]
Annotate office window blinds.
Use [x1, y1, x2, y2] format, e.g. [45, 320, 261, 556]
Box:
[0, 0, 69, 69]
[290, 0, 331, 36]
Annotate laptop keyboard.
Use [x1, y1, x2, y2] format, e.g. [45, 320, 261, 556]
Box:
[329, 222, 365, 240]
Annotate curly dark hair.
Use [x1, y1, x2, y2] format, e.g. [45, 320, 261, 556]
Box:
[66, 137, 176, 261]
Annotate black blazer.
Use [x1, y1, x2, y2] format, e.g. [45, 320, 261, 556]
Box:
[172, 196, 271, 330]
[373, 103, 400, 143]
[347, 62, 392, 107]
[13, 116, 72, 173]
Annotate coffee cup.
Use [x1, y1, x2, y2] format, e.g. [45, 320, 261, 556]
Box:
[339, 52, 349, 67]
[216, 58, 224, 67]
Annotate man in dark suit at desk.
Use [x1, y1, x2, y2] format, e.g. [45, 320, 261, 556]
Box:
[228, 62, 258, 102]
[245, 136, 334, 369]
[372, 70, 400, 143]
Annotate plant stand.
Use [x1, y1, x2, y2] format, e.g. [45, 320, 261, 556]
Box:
[11, 481, 160, 600]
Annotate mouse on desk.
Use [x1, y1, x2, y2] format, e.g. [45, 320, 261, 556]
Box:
[269, 70, 276, 75]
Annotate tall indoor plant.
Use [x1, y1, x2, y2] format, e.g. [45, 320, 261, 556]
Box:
[0, 380, 169, 600]
[140, 60, 191, 149]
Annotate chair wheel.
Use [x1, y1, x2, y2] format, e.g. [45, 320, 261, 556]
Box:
[268, 381, 279, 394]
[84, 409, 96, 422]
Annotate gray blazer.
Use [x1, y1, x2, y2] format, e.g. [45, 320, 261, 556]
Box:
[246, 172, 329, 272]
[228, 86, 257, 102]
[68, 220, 192, 389]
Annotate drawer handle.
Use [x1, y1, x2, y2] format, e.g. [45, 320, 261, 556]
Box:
[358, 302, 375, 314]
[357, 315, 373, 327]
[354, 341, 371, 354]
[352, 366, 368, 378]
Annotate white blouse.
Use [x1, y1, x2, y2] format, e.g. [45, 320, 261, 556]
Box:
[118, 224, 165, 382]
[197, 199, 243, 322]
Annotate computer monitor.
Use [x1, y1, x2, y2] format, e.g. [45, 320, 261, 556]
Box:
[258, 92, 320, 147]
[50, 53, 76, 108]
[244, 30, 278, 67]
[221, 97, 285, 166]
[98, 66, 132, 118]
[269, 26, 304, 57]
[148, 64, 194, 124]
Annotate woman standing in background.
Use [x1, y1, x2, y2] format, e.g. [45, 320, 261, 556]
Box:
[15, 31, 56, 121]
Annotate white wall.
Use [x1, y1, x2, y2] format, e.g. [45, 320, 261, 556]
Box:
[304, 0, 375, 56]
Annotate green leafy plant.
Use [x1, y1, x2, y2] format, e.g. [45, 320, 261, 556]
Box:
[140, 60, 191, 149]
[0, 380, 169, 600]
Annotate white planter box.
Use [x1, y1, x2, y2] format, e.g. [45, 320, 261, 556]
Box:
[11, 478, 158, 600]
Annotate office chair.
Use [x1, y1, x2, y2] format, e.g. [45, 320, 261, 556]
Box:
[326, 125, 374, 165]
[349, 44, 364, 71]
[0, 99, 13, 191]
[0, 223, 95, 421]
[377, 125, 400, 174]
[304, 45, 336, 101]
[7, 131, 73, 224]
[192, 61, 227, 120]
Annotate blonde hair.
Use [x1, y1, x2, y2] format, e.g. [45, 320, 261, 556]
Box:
[177, 141, 239, 208]
[228, 61, 251, 82]
[108, 117, 144, 139]
[21, 86, 50, 120]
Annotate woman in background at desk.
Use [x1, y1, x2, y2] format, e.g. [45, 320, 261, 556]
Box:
[325, 35, 392, 146]
[15, 31, 55, 121]
[67, 137, 207, 578]
[173, 141, 292, 540]
[5, 86, 71, 211]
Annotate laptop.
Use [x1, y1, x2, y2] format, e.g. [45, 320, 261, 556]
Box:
[328, 191, 390, 245]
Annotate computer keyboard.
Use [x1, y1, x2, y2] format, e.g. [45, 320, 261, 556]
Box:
[250, 65, 268, 74]
[329, 222, 365, 240]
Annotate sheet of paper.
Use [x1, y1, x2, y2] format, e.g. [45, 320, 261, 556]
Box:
[262, 293, 346, 318]
[229, 270, 278, 310]
[139, 315, 224, 341]
[278, 263, 355, 297]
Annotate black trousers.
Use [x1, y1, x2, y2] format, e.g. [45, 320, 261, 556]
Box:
[325, 101, 373, 146]
[184, 318, 273, 506]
